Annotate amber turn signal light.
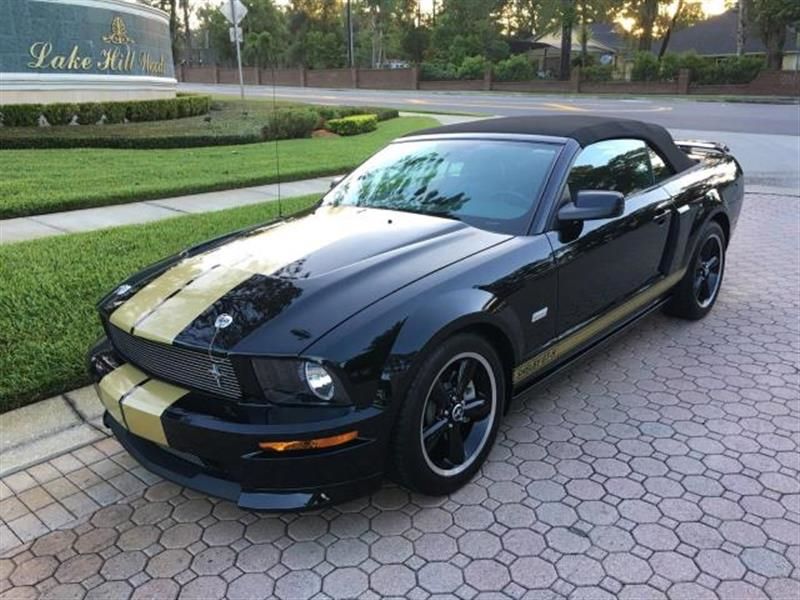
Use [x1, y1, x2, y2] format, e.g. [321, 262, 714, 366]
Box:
[259, 430, 358, 452]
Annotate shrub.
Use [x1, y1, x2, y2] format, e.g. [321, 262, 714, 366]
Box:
[101, 102, 128, 124]
[1, 104, 43, 127]
[705, 55, 764, 84]
[581, 64, 614, 82]
[457, 55, 489, 80]
[262, 108, 319, 140]
[76, 103, 105, 125]
[40, 103, 78, 125]
[494, 54, 535, 82]
[317, 105, 398, 122]
[631, 51, 660, 81]
[326, 114, 378, 136]
[0, 95, 211, 128]
[420, 62, 458, 81]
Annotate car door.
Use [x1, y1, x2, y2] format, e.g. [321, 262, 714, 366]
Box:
[546, 138, 674, 334]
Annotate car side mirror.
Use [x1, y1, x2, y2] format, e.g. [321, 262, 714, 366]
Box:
[558, 190, 624, 222]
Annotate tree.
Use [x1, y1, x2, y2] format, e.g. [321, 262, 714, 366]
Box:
[749, 0, 800, 69]
[657, 0, 703, 57]
[430, 0, 509, 63]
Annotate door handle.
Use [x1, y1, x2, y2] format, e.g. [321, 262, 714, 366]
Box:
[653, 209, 670, 224]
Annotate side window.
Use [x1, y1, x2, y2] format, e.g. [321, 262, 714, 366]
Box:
[568, 139, 654, 197]
[648, 147, 674, 183]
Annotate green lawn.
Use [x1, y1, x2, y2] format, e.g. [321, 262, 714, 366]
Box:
[0, 116, 436, 219]
[0, 195, 320, 413]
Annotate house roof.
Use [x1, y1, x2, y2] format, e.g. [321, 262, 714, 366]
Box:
[666, 9, 799, 55]
[531, 31, 618, 54]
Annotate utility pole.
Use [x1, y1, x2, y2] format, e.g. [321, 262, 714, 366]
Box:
[346, 0, 355, 68]
[231, 0, 245, 101]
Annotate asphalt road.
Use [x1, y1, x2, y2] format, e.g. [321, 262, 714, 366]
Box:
[182, 83, 800, 192]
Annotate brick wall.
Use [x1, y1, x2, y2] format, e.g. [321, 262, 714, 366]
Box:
[306, 69, 354, 88]
[358, 68, 416, 90]
[177, 66, 799, 97]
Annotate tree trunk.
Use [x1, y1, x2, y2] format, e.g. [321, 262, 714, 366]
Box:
[638, 0, 658, 52]
[560, 0, 572, 80]
[658, 0, 683, 59]
[168, 0, 178, 63]
[765, 25, 786, 70]
[736, 0, 747, 56]
[579, 0, 588, 66]
[181, 0, 191, 58]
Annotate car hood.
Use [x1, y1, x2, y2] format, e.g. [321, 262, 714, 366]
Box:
[103, 205, 511, 355]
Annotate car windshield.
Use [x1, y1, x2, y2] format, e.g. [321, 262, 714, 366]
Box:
[321, 138, 560, 235]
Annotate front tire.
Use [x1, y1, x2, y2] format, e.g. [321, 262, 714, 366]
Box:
[392, 333, 505, 496]
[665, 221, 726, 320]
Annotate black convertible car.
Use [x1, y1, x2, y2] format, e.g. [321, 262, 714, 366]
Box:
[89, 116, 743, 510]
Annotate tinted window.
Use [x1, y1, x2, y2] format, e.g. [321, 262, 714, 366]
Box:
[648, 147, 674, 183]
[568, 139, 653, 197]
[323, 139, 559, 235]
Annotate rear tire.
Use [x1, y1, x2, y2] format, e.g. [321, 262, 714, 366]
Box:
[665, 221, 726, 320]
[392, 333, 505, 496]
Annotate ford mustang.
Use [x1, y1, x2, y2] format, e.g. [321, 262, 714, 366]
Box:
[88, 115, 744, 510]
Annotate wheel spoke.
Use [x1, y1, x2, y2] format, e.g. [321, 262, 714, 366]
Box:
[464, 394, 490, 421]
[700, 276, 712, 301]
[447, 425, 466, 465]
[706, 256, 720, 272]
[423, 419, 448, 452]
[430, 380, 450, 410]
[455, 358, 477, 398]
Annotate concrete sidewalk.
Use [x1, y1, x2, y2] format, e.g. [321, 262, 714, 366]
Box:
[0, 176, 338, 245]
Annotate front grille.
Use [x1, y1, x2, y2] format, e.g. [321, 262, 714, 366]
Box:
[109, 326, 243, 400]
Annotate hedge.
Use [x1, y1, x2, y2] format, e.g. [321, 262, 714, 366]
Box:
[0, 94, 211, 127]
[317, 105, 399, 122]
[326, 114, 378, 136]
[632, 51, 764, 84]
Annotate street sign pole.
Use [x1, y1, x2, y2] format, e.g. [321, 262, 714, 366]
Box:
[231, 0, 245, 101]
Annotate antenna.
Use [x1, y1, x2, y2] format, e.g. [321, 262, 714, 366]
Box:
[271, 60, 282, 219]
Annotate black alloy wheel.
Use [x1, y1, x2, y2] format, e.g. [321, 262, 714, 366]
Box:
[393, 334, 505, 495]
[665, 220, 727, 320]
[693, 233, 724, 308]
[420, 352, 497, 477]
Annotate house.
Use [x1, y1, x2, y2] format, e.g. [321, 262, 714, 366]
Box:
[662, 9, 799, 70]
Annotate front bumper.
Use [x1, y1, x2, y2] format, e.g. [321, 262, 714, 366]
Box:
[89, 339, 388, 511]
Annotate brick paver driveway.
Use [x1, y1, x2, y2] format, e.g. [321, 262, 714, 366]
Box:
[1, 192, 798, 599]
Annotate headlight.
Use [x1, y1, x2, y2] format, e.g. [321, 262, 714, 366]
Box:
[251, 358, 348, 405]
[302, 361, 335, 401]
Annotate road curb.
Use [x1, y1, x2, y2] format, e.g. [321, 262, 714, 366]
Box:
[0, 386, 108, 478]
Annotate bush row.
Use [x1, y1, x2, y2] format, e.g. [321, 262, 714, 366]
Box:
[0, 94, 211, 127]
[317, 105, 398, 122]
[326, 114, 379, 136]
[632, 52, 764, 84]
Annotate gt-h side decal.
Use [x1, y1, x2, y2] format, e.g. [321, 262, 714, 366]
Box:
[513, 269, 685, 384]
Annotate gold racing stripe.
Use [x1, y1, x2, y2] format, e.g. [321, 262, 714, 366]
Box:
[97, 363, 149, 426]
[121, 379, 188, 447]
[131, 266, 254, 344]
[513, 270, 685, 384]
[110, 258, 219, 333]
[110, 206, 362, 345]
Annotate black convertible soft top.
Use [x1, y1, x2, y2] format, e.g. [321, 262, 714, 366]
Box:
[411, 115, 695, 173]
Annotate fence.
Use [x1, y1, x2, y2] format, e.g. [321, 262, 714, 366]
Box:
[178, 64, 800, 97]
